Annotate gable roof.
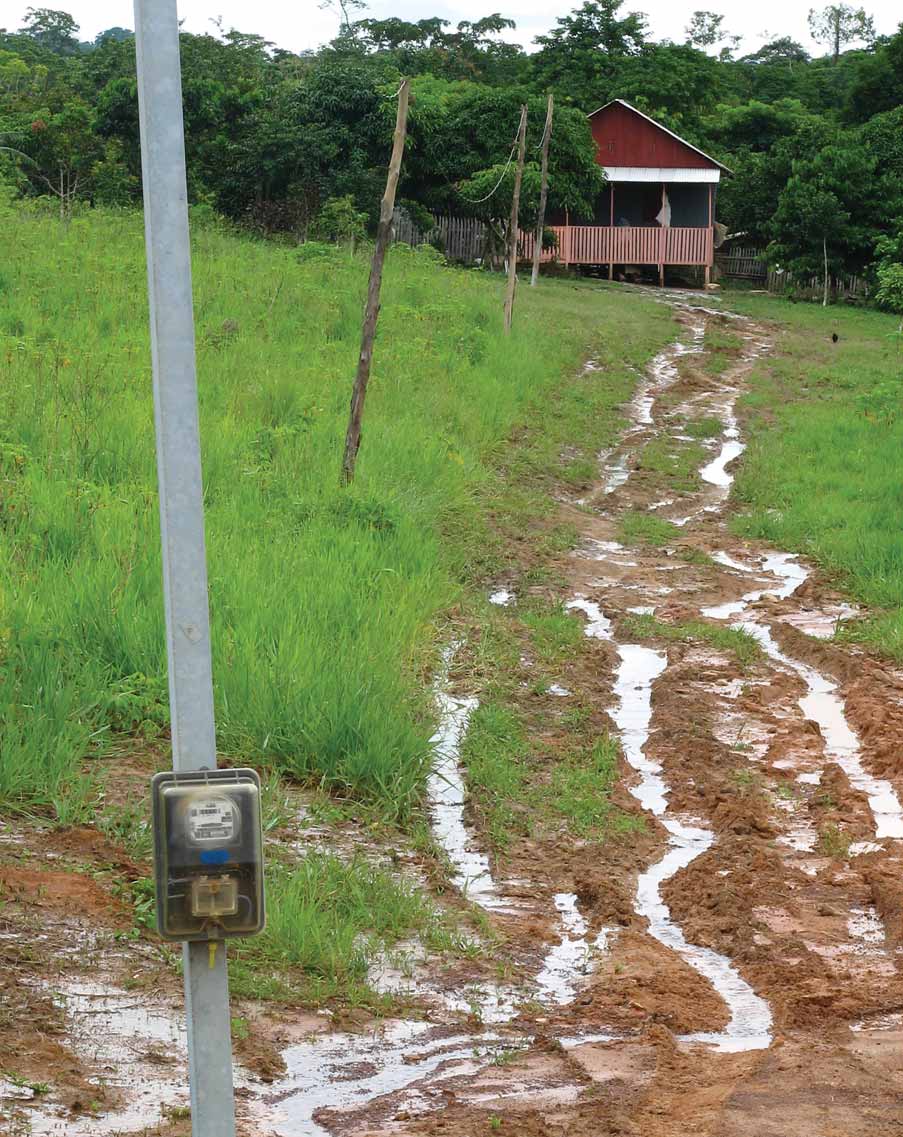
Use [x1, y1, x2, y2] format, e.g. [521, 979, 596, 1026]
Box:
[587, 99, 731, 175]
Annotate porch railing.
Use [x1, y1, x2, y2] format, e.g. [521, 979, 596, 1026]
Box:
[522, 225, 714, 267]
[392, 209, 715, 268]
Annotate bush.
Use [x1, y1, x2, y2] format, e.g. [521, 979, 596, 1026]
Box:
[312, 195, 368, 246]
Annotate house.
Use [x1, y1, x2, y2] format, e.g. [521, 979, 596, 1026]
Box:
[536, 99, 729, 285]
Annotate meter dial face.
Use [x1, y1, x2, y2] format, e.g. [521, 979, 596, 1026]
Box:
[186, 796, 239, 845]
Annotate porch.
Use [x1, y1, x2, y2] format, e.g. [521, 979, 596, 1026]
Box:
[521, 224, 714, 269]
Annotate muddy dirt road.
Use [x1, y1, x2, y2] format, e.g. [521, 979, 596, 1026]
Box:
[6, 296, 903, 1137]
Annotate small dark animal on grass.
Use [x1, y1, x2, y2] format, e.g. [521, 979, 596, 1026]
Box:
[832, 333, 839, 343]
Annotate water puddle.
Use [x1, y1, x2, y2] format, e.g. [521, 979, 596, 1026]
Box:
[741, 622, 903, 840]
[26, 983, 191, 1135]
[700, 438, 746, 489]
[703, 552, 808, 620]
[427, 679, 507, 911]
[607, 637, 773, 1052]
[535, 894, 611, 1007]
[705, 554, 903, 841]
[596, 323, 704, 496]
[567, 596, 613, 641]
[253, 1022, 511, 1137]
[248, 646, 623, 1134]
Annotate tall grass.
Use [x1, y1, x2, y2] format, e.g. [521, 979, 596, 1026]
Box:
[1, 203, 670, 818]
[228, 852, 453, 1002]
[727, 293, 903, 659]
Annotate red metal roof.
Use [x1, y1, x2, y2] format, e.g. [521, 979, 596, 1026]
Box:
[588, 100, 730, 174]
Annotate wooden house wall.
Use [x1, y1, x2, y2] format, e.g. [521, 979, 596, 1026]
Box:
[589, 103, 719, 171]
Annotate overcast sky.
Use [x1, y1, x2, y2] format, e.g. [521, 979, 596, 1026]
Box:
[4, 1, 901, 56]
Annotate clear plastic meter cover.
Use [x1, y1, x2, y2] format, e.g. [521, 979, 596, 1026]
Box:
[151, 768, 265, 942]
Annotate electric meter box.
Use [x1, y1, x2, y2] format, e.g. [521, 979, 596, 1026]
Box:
[151, 768, 265, 943]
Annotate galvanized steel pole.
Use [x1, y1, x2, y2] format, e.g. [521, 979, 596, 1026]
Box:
[133, 1, 237, 1133]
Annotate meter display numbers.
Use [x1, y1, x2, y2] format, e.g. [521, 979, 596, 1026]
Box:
[188, 797, 238, 844]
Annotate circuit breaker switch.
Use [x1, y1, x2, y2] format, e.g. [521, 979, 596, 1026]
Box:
[190, 875, 239, 919]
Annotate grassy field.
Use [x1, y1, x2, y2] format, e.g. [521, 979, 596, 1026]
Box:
[0, 201, 674, 825]
[727, 292, 903, 659]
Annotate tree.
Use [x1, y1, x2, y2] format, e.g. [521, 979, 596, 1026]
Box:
[20, 8, 79, 55]
[531, 1, 648, 99]
[10, 99, 102, 218]
[742, 37, 811, 66]
[320, 0, 367, 36]
[404, 81, 604, 230]
[768, 142, 898, 288]
[873, 227, 903, 333]
[686, 11, 741, 58]
[846, 24, 903, 119]
[93, 27, 133, 47]
[808, 5, 875, 64]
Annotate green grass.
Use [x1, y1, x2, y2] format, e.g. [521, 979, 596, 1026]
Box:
[521, 599, 585, 665]
[617, 510, 680, 547]
[228, 851, 463, 1003]
[724, 291, 903, 661]
[684, 416, 725, 440]
[461, 700, 638, 853]
[622, 613, 762, 666]
[550, 735, 642, 837]
[703, 324, 744, 375]
[0, 203, 673, 819]
[639, 434, 706, 492]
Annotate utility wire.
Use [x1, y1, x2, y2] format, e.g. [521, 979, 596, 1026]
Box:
[456, 107, 526, 205]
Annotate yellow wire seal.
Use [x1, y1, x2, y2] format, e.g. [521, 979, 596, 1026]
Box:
[208, 940, 218, 969]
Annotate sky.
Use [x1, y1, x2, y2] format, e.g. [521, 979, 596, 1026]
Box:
[3, 0, 902, 57]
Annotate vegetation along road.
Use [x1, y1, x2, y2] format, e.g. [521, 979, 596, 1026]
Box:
[2, 197, 903, 1135]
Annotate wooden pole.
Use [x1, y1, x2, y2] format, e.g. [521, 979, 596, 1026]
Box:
[659, 182, 666, 288]
[504, 105, 528, 333]
[341, 79, 410, 486]
[530, 94, 553, 288]
[823, 236, 829, 308]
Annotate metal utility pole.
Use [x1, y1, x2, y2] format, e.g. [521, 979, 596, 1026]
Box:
[531, 94, 554, 288]
[504, 105, 528, 333]
[133, 2, 236, 1134]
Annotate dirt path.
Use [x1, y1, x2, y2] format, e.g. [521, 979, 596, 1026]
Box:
[8, 297, 903, 1137]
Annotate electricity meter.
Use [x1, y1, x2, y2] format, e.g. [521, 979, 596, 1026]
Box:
[151, 768, 265, 942]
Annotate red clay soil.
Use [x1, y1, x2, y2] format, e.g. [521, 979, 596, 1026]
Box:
[5, 302, 903, 1136]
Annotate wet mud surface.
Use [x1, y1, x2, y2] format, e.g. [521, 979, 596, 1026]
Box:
[6, 293, 903, 1135]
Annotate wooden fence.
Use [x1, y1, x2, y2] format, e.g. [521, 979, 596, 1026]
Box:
[717, 245, 767, 280]
[393, 210, 488, 262]
[718, 245, 870, 300]
[766, 268, 870, 301]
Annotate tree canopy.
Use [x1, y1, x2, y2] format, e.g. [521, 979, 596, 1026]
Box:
[0, 2, 900, 284]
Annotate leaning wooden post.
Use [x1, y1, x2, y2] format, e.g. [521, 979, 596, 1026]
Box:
[504, 105, 528, 333]
[530, 94, 553, 288]
[341, 79, 410, 486]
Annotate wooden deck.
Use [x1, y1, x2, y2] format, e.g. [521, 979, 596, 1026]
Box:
[521, 225, 714, 268]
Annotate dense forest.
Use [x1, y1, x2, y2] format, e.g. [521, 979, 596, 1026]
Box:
[1, 2, 902, 301]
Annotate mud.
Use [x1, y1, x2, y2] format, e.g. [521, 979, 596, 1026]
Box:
[9, 293, 903, 1136]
